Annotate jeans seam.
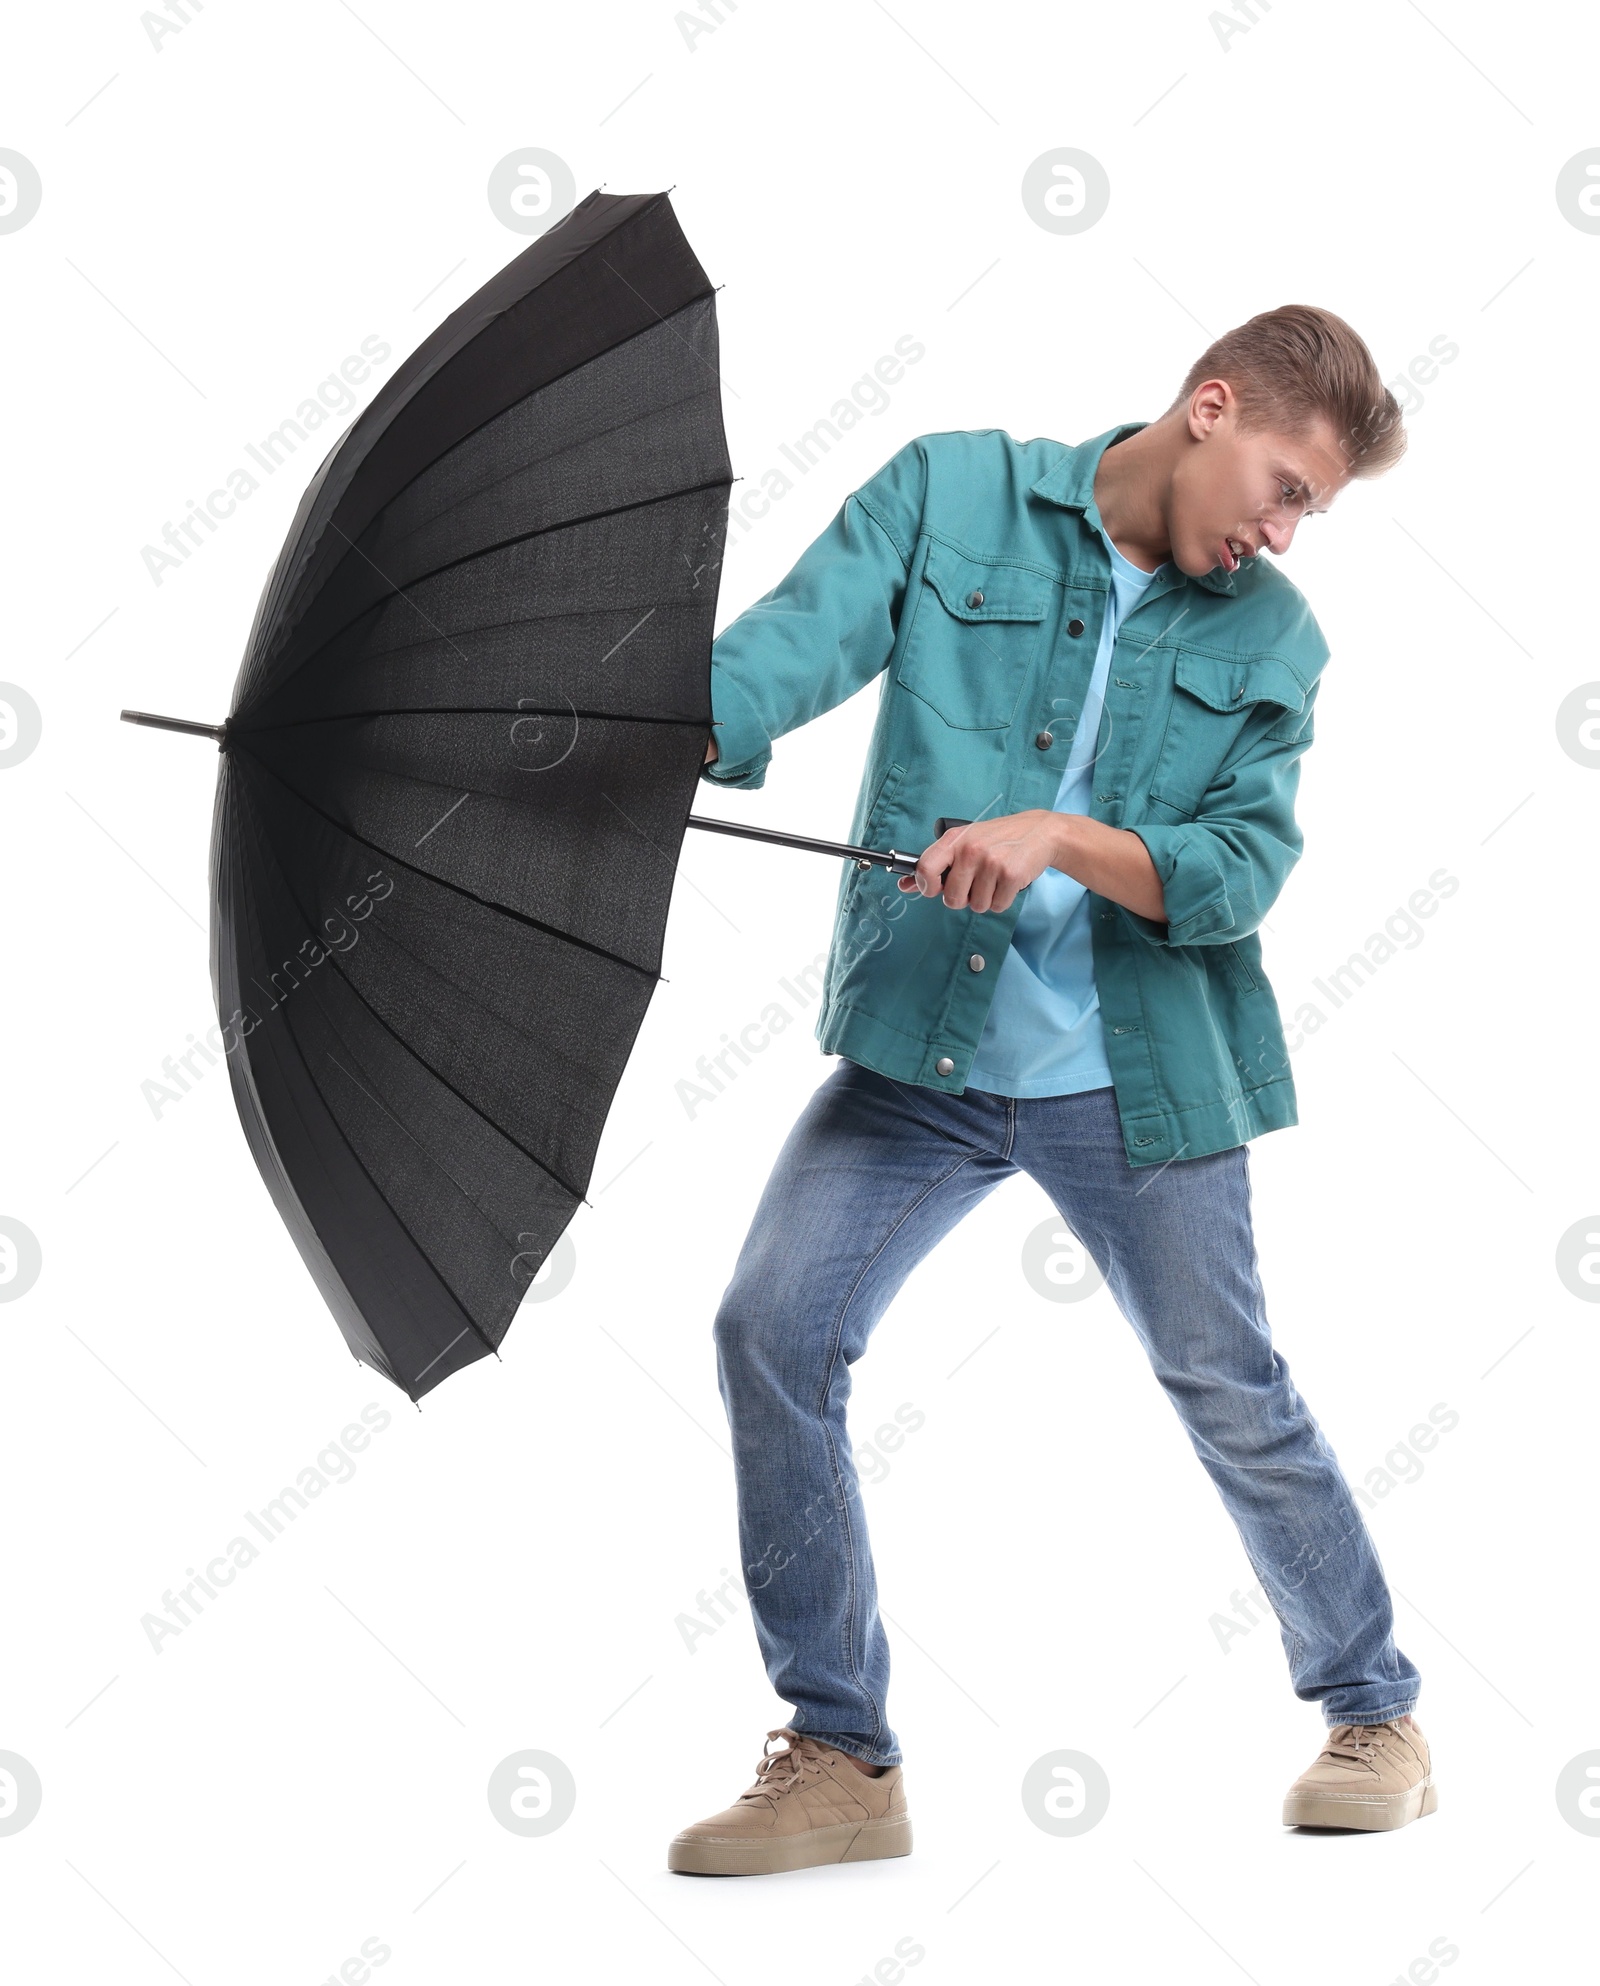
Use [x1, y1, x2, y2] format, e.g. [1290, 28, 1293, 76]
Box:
[816, 1151, 987, 1752]
[1238, 1144, 1413, 1713]
[821, 1419, 876, 1751]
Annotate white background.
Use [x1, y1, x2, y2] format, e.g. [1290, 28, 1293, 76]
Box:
[3, 2, 1596, 1981]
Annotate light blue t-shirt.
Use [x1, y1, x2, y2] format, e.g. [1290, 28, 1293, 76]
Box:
[965, 536, 1164, 1098]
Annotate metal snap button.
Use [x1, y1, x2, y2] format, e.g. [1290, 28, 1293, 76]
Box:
[967, 954, 985, 972]
[935, 1056, 955, 1076]
[1067, 617, 1086, 637]
[966, 589, 984, 608]
[1035, 731, 1053, 749]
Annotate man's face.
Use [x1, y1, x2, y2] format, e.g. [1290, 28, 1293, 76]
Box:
[1168, 393, 1353, 579]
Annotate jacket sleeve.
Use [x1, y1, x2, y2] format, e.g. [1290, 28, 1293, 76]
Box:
[699, 440, 928, 792]
[1122, 684, 1319, 946]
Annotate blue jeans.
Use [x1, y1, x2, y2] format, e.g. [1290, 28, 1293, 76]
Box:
[711, 1058, 1420, 1767]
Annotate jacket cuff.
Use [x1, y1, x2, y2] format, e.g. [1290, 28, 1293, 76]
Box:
[698, 667, 772, 790]
[1124, 824, 1238, 944]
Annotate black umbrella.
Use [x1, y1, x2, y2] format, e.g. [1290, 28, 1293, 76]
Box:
[123, 188, 940, 1402]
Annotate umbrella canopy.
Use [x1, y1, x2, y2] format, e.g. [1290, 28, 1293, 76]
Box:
[163, 189, 737, 1401]
[125, 188, 934, 1402]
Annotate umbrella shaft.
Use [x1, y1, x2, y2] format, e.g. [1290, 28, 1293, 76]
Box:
[686, 812, 920, 878]
[116, 721, 925, 876]
[122, 710, 227, 742]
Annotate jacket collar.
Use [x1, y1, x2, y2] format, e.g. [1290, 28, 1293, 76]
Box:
[1027, 421, 1237, 595]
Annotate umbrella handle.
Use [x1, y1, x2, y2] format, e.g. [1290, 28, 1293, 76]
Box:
[686, 814, 943, 878]
[683, 812, 979, 878]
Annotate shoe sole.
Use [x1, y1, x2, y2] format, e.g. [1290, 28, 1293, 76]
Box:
[668, 1812, 912, 1876]
[1282, 1778, 1438, 1832]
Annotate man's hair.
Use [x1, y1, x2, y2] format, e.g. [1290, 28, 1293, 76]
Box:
[1166, 304, 1406, 479]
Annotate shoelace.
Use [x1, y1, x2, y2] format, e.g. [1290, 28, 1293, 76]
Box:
[1317, 1720, 1405, 1778]
[736, 1727, 835, 1808]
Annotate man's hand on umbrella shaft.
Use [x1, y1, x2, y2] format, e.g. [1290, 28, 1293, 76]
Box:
[897, 811, 1167, 925]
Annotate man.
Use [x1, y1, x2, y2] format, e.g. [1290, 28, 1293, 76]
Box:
[668, 306, 1434, 1876]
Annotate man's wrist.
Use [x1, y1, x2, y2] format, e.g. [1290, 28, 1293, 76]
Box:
[1047, 810, 1091, 880]
[1046, 811, 1167, 922]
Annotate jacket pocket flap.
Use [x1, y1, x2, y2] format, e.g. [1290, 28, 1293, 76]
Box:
[923, 542, 1052, 622]
[1174, 648, 1308, 715]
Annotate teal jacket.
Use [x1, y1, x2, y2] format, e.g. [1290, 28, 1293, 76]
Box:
[700, 422, 1330, 1167]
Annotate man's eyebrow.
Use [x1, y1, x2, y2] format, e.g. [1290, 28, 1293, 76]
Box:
[1279, 467, 1332, 513]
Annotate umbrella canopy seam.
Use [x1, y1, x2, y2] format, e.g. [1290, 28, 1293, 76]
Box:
[237, 745, 665, 984]
[320, 363, 723, 591]
[227, 774, 509, 1388]
[232, 760, 591, 1210]
[247, 451, 729, 721]
[239, 188, 710, 705]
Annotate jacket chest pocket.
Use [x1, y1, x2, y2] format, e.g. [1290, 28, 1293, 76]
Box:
[894, 542, 1053, 730]
[1148, 648, 1309, 813]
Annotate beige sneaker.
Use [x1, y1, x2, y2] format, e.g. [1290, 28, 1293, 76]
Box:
[668, 1726, 912, 1875]
[1282, 1716, 1437, 1831]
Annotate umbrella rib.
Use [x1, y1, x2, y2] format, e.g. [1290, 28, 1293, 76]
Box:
[237, 744, 661, 983]
[247, 471, 731, 720]
[244, 262, 716, 701]
[222, 697, 419, 1388]
[233, 762, 591, 1211]
[335, 199, 694, 535]
[331, 363, 722, 590]
[227, 779, 506, 1383]
[322, 880, 612, 1170]
[246, 594, 700, 698]
[201, 205, 734, 1396]
[237, 705, 709, 736]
